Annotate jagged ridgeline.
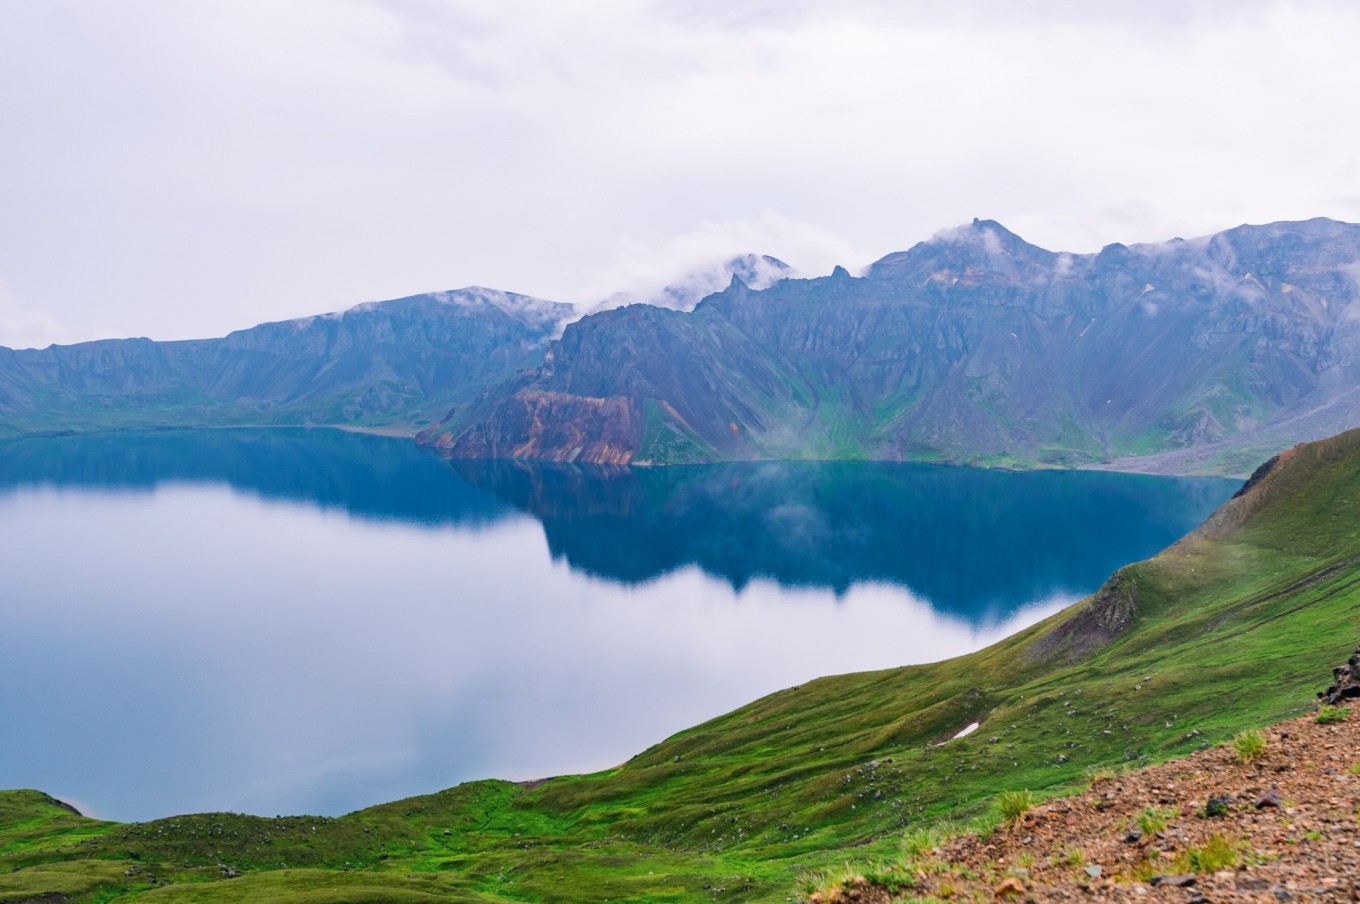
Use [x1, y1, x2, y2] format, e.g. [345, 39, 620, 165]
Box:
[5, 428, 1359, 902]
[4, 219, 1360, 475]
[0, 289, 573, 436]
[422, 219, 1360, 474]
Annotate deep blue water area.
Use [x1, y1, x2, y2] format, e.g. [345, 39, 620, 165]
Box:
[0, 429, 1239, 821]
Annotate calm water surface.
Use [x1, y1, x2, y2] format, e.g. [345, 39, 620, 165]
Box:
[0, 430, 1240, 821]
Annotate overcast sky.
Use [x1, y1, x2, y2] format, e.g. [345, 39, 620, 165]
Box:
[2, 1, 1359, 348]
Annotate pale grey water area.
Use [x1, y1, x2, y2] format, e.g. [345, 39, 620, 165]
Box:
[0, 429, 1240, 821]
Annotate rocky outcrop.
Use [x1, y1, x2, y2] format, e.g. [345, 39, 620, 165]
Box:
[1320, 645, 1360, 705]
[1231, 453, 1282, 499]
[425, 390, 642, 464]
[1022, 568, 1141, 666]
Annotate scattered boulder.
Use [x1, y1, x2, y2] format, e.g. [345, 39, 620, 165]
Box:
[994, 876, 1026, 898]
[1255, 786, 1284, 809]
[1319, 645, 1360, 704]
[1203, 795, 1233, 817]
[1151, 874, 1196, 888]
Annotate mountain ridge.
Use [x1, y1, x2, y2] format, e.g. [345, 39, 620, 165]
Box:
[0, 287, 573, 436]
[4, 218, 1360, 476]
[422, 217, 1360, 475]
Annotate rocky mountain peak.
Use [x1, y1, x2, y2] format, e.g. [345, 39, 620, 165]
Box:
[865, 219, 1058, 285]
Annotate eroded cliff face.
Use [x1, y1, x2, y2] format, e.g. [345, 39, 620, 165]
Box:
[421, 218, 1360, 470]
[426, 391, 642, 464]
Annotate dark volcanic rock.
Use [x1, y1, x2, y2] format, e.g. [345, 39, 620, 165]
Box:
[1319, 644, 1360, 704]
[1020, 567, 1141, 664]
[1151, 873, 1197, 887]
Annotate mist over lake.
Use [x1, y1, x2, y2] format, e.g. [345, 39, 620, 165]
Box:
[0, 430, 1238, 821]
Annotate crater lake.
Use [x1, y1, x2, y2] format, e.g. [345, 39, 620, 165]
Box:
[0, 429, 1239, 821]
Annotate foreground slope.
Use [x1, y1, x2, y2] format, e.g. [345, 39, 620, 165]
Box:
[815, 706, 1360, 902]
[425, 219, 1360, 473]
[4, 428, 1360, 902]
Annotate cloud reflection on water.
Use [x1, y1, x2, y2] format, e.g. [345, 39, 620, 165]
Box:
[0, 430, 1237, 820]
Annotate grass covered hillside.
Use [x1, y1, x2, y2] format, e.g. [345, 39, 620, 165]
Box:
[4, 428, 1360, 903]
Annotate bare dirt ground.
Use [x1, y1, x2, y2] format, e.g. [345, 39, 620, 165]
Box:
[813, 707, 1360, 902]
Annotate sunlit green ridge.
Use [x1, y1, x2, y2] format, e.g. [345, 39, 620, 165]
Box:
[4, 428, 1360, 902]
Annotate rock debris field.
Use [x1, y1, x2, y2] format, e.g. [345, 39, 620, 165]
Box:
[814, 701, 1360, 902]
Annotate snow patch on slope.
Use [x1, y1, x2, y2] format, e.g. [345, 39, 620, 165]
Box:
[429, 287, 574, 330]
[286, 287, 574, 333]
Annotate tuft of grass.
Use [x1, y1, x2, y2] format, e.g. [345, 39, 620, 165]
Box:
[802, 863, 915, 901]
[1316, 705, 1350, 724]
[1181, 834, 1240, 873]
[800, 863, 859, 896]
[900, 825, 948, 862]
[1137, 806, 1175, 836]
[995, 789, 1036, 825]
[964, 813, 999, 842]
[1231, 728, 1267, 763]
[1084, 765, 1118, 786]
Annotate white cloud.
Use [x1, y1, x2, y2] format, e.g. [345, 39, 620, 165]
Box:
[571, 211, 866, 311]
[0, 279, 70, 350]
[2, 1, 1360, 344]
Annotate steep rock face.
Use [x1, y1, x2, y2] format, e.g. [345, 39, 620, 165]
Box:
[431, 300, 809, 463]
[423, 219, 1360, 469]
[0, 289, 572, 433]
[1022, 567, 1142, 666]
[427, 390, 641, 464]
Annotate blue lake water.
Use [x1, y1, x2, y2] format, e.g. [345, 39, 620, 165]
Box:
[0, 429, 1240, 821]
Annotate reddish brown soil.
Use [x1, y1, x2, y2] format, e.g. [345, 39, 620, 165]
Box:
[814, 710, 1360, 902]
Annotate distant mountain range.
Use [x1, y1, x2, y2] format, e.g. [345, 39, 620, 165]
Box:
[0, 288, 572, 437]
[421, 218, 1360, 475]
[5, 218, 1360, 474]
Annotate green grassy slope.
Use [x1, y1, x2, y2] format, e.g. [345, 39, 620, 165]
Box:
[5, 429, 1360, 902]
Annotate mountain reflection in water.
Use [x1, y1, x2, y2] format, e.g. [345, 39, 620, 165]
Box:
[446, 458, 1237, 622]
[0, 429, 1239, 625]
[0, 429, 1239, 819]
